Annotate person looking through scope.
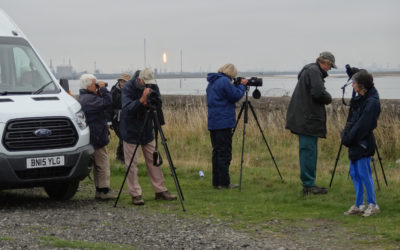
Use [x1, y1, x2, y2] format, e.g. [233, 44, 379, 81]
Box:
[341, 69, 381, 217]
[206, 63, 247, 189]
[285, 51, 336, 195]
[78, 74, 116, 200]
[120, 68, 177, 206]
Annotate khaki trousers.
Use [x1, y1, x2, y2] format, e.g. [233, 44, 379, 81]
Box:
[123, 140, 167, 197]
[93, 146, 110, 188]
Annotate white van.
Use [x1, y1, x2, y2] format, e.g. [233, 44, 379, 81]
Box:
[0, 9, 93, 199]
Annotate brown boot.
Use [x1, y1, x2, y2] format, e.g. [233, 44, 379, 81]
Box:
[132, 195, 144, 205]
[155, 191, 177, 200]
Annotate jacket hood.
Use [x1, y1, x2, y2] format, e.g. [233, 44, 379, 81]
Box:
[207, 73, 230, 83]
[353, 86, 379, 104]
[366, 86, 379, 100]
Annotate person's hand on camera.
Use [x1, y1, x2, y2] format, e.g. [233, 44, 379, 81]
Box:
[96, 81, 107, 88]
[241, 78, 248, 85]
[140, 88, 150, 106]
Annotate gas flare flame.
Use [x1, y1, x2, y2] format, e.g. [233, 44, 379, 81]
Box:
[162, 52, 167, 63]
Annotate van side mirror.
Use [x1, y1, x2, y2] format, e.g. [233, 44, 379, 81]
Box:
[59, 79, 70, 93]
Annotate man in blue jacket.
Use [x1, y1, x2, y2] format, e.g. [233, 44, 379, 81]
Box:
[206, 63, 247, 189]
[78, 74, 115, 200]
[286, 52, 335, 195]
[341, 70, 381, 217]
[120, 68, 176, 205]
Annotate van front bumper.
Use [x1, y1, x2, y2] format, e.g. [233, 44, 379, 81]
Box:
[0, 144, 94, 189]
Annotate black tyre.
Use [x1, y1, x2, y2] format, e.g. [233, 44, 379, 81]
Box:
[44, 181, 79, 200]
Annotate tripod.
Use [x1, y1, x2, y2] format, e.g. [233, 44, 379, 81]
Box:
[232, 87, 283, 190]
[114, 106, 185, 211]
[329, 139, 388, 190]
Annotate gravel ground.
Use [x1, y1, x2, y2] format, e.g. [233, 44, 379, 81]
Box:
[0, 183, 390, 250]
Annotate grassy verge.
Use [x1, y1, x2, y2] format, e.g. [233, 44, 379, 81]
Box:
[104, 105, 400, 247]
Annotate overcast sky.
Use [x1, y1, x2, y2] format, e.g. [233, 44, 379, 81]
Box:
[1, 0, 399, 73]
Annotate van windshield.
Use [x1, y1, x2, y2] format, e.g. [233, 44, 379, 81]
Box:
[0, 37, 58, 94]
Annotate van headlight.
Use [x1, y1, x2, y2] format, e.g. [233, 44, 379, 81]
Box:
[75, 110, 87, 130]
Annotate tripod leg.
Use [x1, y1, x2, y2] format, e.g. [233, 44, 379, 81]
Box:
[329, 143, 343, 188]
[153, 110, 186, 211]
[248, 102, 283, 181]
[232, 102, 245, 136]
[375, 146, 388, 186]
[114, 110, 151, 208]
[239, 111, 247, 191]
[371, 157, 381, 190]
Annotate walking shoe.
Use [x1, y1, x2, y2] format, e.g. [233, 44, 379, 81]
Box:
[155, 191, 177, 200]
[302, 186, 328, 195]
[132, 195, 145, 205]
[95, 190, 117, 200]
[216, 184, 240, 189]
[362, 204, 380, 217]
[344, 205, 366, 215]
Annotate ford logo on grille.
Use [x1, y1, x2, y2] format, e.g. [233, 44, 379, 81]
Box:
[34, 129, 52, 137]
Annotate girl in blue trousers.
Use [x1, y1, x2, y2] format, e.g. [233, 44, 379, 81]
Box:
[341, 69, 380, 217]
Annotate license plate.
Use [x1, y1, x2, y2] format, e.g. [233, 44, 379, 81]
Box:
[26, 156, 65, 168]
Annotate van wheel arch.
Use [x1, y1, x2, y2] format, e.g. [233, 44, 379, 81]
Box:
[44, 180, 79, 200]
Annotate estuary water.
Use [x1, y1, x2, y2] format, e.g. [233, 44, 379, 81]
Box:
[68, 74, 399, 99]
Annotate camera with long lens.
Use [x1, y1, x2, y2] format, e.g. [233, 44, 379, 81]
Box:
[145, 83, 161, 106]
[233, 77, 263, 87]
[145, 83, 165, 125]
[233, 76, 263, 99]
[340, 64, 361, 106]
[346, 64, 359, 80]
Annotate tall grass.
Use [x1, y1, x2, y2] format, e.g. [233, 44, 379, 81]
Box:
[109, 97, 400, 174]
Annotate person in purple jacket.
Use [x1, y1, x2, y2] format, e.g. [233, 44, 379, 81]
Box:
[206, 63, 247, 189]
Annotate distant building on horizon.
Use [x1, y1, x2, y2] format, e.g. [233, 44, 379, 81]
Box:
[56, 65, 75, 79]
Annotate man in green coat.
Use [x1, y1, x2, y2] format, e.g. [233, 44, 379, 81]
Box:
[286, 52, 336, 195]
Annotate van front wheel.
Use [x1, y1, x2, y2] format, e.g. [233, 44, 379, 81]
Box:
[44, 181, 79, 200]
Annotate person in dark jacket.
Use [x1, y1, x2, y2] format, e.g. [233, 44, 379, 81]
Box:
[341, 70, 381, 217]
[120, 68, 176, 205]
[78, 73, 115, 200]
[109, 73, 131, 162]
[285, 52, 336, 195]
[206, 63, 247, 189]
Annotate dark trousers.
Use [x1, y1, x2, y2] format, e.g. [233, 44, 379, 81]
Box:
[113, 120, 124, 161]
[299, 134, 318, 187]
[210, 128, 232, 187]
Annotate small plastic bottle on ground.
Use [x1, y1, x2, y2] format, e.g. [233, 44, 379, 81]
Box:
[199, 170, 204, 178]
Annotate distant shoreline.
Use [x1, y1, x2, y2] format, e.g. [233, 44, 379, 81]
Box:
[58, 70, 400, 80]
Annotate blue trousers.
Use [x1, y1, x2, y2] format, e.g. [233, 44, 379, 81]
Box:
[299, 135, 318, 187]
[350, 157, 376, 206]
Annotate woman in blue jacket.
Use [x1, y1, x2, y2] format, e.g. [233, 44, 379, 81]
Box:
[206, 63, 247, 189]
[341, 70, 381, 217]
